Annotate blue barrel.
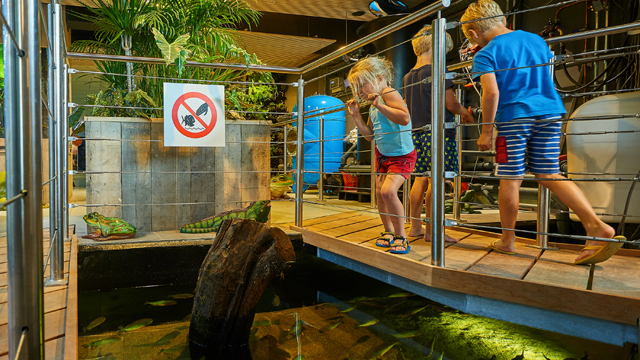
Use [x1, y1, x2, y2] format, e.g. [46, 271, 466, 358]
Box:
[292, 95, 346, 192]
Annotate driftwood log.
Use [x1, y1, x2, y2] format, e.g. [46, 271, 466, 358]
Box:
[188, 219, 296, 359]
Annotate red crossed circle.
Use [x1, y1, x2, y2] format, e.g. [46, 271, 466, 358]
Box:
[172, 92, 218, 138]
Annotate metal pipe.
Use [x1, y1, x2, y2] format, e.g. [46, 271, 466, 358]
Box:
[283, 125, 288, 173]
[430, 17, 447, 267]
[66, 51, 302, 74]
[603, 9, 609, 92]
[370, 139, 377, 208]
[404, 178, 410, 224]
[547, 21, 640, 44]
[46, 2, 65, 285]
[299, 0, 453, 74]
[318, 115, 324, 202]
[63, 63, 70, 241]
[594, 11, 599, 86]
[5, 0, 45, 354]
[537, 185, 551, 247]
[294, 78, 304, 227]
[453, 86, 463, 221]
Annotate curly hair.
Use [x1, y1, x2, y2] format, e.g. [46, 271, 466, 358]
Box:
[460, 0, 506, 41]
[347, 56, 395, 99]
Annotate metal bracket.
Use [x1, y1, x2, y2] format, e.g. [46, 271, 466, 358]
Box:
[445, 219, 458, 227]
[44, 274, 68, 287]
[69, 203, 79, 209]
[422, 217, 431, 224]
[68, 68, 78, 74]
[421, 76, 433, 84]
[444, 171, 457, 179]
[68, 102, 78, 108]
[68, 136, 78, 142]
[525, 244, 559, 251]
[446, 21, 459, 30]
[420, 124, 432, 132]
[444, 122, 457, 129]
[445, 72, 457, 80]
[292, 82, 300, 87]
[68, 170, 77, 175]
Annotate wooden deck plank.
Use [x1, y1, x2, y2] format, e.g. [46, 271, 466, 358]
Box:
[426, 234, 493, 270]
[306, 214, 377, 231]
[337, 224, 387, 244]
[0, 288, 67, 325]
[322, 218, 382, 238]
[467, 241, 542, 279]
[0, 337, 64, 360]
[524, 248, 591, 290]
[63, 235, 79, 360]
[0, 252, 70, 273]
[591, 254, 640, 298]
[0, 309, 66, 357]
[297, 211, 362, 227]
[0, 261, 70, 288]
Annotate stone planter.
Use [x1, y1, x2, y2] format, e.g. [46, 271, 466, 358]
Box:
[85, 117, 270, 232]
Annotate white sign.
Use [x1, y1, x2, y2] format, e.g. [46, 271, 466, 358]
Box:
[163, 83, 225, 147]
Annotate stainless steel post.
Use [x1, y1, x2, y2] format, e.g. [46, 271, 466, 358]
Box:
[403, 178, 410, 223]
[45, 2, 66, 286]
[370, 139, 376, 208]
[318, 115, 324, 201]
[594, 11, 599, 85]
[453, 86, 463, 222]
[5, 0, 45, 354]
[603, 9, 609, 92]
[53, 2, 64, 252]
[294, 78, 304, 227]
[537, 184, 550, 247]
[283, 125, 288, 172]
[63, 63, 70, 241]
[430, 17, 447, 267]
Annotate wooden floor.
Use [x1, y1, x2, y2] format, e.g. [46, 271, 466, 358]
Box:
[0, 229, 78, 360]
[290, 211, 640, 327]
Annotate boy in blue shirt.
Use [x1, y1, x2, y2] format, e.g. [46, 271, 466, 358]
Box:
[461, 0, 620, 264]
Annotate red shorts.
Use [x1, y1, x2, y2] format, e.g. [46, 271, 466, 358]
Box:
[375, 147, 417, 179]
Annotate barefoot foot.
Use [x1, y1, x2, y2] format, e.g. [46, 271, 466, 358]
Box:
[407, 225, 424, 238]
[574, 222, 615, 263]
[423, 234, 459, 243]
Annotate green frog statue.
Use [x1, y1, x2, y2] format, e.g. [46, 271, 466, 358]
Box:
[270, 174, 294, 199]
[82, 212, 137, 241]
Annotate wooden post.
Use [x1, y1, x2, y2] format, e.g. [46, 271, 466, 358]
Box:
[189, 219, 296, 359]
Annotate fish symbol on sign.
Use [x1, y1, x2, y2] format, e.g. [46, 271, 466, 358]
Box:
[181, 102, 209, 128]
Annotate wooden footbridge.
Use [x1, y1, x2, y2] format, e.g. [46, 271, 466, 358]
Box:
[289, 211, 640, 347]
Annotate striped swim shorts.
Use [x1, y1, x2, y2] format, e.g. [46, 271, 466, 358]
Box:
[495, 115, 563, 177]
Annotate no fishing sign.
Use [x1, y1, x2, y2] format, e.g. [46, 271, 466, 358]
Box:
[164, 83, 225, 147]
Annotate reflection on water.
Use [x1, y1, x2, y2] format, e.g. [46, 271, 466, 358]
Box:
[78, 248, 629, 360]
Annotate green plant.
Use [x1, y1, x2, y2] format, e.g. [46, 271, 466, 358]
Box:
[72, 0, 280, 119]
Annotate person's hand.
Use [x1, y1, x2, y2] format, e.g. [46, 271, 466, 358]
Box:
[477, 131, 492, 151]
[346, 99, 360, 117]
[368, 93, 381, 108]
[461, 111, 474, 124]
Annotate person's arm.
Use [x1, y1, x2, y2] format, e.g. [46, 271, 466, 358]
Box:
[445, 88, 474, 124]
[370, 88, 411, 126]
[477, 73, 499, 151]
[346, 99, 374, 142]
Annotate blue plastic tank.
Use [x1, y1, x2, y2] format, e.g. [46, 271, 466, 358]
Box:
[292, 95, 346, 192]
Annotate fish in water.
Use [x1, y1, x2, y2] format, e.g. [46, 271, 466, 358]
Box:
[272, 294, 281, 307]
[159, 344, 188, 355]
[361, 300, 387, 308]
[356, 319, 379, 328]
[145, 300, 177, 306]
[169, 293, 194, 299]
[84, 316, 106, 332]
[365, 342, 398, 360]
[407, 304, 429, 316]
[388, 291, 414, 298]
[119, 318, 153, 333]
[84, 338, 121, 348]
[84, 350, 116, 360]
[252, 320, 280, 327]
[392, 329, 422, 338]
[340, 306, 356, 313]
[153, 331, 181, 345]
[319, 319, 343, 333]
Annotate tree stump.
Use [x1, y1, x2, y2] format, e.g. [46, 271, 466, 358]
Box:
[188, 219, 296, 359]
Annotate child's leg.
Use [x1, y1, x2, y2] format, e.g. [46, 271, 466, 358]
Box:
[378, 174, 407, 238]
[409, 176, 428, 236]
[535, 174, 615, 261]
[375, 174, 396, 245]
[495, 178, 523, 252]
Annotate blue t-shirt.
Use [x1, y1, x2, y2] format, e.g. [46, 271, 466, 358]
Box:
[369, 101, 414, 157]
[471, 30, 566, 122]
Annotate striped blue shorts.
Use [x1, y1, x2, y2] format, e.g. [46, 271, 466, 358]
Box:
[495, 115, 563, 177]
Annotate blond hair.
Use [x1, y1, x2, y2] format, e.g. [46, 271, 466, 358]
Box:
[347, 56, 395, 99]
[411, 25, 454, 56]
[460, 0, 505, 40]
